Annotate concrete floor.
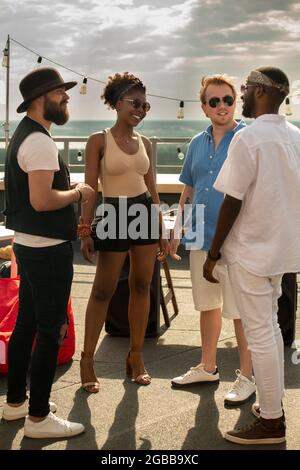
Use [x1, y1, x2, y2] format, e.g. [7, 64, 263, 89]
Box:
[0, 246, 299, 451]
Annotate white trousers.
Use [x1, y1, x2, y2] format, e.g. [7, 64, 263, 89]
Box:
[228, 263, 284, 419]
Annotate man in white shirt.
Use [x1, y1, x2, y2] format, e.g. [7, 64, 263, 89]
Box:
[203, 67, 298, 445]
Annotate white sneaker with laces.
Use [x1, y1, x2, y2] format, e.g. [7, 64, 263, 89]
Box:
[2, 399, 57, 421]
[224, 369, 256, 405]
[171, 363, 219, 387]
[24, 412, 85, 439]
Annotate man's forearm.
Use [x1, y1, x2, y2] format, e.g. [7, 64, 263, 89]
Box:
[32, 188, 79, 211]
[209, 195, 242, 257]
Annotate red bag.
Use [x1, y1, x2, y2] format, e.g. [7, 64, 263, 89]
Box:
[0, 277, 75, 375]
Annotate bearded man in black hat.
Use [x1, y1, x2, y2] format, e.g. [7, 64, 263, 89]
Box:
[2, 67, 94, 439]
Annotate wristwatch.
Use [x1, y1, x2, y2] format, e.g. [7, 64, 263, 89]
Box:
[207, 250, 221, 261]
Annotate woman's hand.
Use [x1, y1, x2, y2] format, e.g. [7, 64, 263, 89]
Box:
[169, 237, 181, 261]
[81, 237, 95, 263]
[157, 237, 169, 261]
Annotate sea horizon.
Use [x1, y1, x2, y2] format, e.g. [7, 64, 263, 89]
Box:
[2, 118, 299, 137]
[1, 119, 300, 174]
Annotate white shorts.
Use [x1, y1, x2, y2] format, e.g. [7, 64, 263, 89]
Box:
[189, 250, 240, 319]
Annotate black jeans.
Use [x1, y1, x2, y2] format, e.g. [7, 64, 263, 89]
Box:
[7, 241, 73, 417]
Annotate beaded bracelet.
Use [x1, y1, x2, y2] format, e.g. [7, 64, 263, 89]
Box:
[77, 223, 91, 240]
[207, 249, 221, 261]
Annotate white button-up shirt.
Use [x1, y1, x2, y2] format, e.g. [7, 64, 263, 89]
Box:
[214, 114, 300, 276]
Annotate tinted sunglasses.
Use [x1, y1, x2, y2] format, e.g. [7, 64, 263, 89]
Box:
[122, 98, 151, 112]
[240, 83, 258, 93]
[206, 95, 235, 108]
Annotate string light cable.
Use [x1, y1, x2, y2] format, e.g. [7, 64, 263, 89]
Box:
[3, 37, 300, 116]
[5, 37, 200, 110]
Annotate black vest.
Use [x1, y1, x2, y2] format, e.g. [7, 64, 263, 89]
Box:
[4, 116, 77, 240]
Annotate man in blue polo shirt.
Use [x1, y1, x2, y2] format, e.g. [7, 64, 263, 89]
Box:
[170, 74, 255, 405]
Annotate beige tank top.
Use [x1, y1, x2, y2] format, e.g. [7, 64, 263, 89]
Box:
[99, 128, 150, 197]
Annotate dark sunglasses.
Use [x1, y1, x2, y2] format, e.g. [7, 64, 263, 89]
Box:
[206, 95, 235, 108]
[122, 98, 151, 112]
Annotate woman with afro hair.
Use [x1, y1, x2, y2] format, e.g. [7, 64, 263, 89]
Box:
[79, 72, 168, 391]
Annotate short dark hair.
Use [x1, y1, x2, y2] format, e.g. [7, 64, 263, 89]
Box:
[101, 72, 146, 109]
[256, 66, 289, 105]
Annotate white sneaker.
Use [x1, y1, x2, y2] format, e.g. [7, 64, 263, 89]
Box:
[171, 363, 219, 387]
[24, 412, 85, 439]
[224, 369, 256, 405]
[2, 399, 57, 421]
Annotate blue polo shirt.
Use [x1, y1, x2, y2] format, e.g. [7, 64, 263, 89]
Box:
[179, 120, 246, 251]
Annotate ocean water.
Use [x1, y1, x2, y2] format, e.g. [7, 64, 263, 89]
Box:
[1, 119, 300, 174]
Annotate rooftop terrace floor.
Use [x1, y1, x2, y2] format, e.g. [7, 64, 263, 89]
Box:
[0, 245, 299, 452]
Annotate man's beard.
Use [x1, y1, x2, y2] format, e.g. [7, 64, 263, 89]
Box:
[242, 96, 254, 118]
[43, 97, 69, 125]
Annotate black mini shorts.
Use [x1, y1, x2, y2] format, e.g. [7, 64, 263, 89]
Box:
[91, 191, 159, 252]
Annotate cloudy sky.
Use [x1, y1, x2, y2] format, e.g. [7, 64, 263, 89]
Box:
[1, 0, 300, 121]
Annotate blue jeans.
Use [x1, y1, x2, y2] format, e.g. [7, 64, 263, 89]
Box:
[7, 241, 73, 417]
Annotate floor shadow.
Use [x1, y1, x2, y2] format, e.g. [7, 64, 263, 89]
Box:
[66, 388, 98, 450]
[180, 383, 225, 450]
[0, 417, 24, 450]
[101, 378, 151, 451]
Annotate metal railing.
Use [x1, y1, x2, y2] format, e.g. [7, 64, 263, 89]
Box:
[0, 136, 191, 174]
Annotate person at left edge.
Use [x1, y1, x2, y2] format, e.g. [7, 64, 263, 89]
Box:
[2, 67, 94, 439]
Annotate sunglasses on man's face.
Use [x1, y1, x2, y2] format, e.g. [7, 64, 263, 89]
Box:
[240, 83, 259, 93]
[122, 98, 151, 112]
[206, 95, 235, 108]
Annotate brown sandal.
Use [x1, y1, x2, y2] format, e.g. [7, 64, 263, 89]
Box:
[126, 351, 151, 386]
[80, 351, 100, 393]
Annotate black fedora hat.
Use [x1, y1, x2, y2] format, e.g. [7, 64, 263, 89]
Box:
[17, 67, 77, 113]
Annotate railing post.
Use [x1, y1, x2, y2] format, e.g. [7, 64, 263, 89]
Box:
[63, 139, 69, 166]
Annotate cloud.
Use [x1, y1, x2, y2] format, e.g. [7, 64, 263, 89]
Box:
[1, 0, 300, 119]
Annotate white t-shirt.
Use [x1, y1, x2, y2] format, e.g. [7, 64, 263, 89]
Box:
[214, 114, 300, 276]
[14, 131, 66, 247]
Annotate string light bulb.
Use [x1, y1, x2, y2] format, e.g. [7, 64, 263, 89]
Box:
[177, 100, 184, 119]
[285, 97, 292, 116]
[80, 77, 87, 95]
[8, 37, 300, 118]
[2, 44, 9, 68]
[177, 147, 185, 160]
[77, 150, 83, 162]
